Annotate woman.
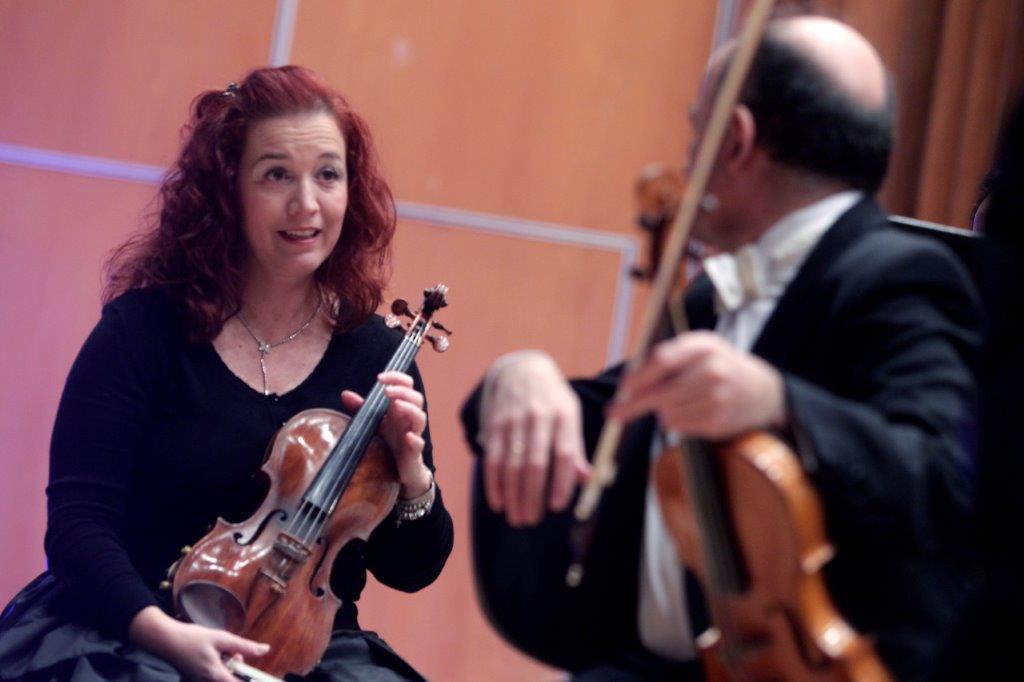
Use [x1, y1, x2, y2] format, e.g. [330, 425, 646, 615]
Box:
[0, 66, 454, 681]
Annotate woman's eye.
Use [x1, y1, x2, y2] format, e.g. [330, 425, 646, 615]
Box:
[319, 167, 344, 182]
[264, 167, 289, 181]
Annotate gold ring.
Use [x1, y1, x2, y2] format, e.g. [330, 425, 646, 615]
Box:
[509, 440, 526, 458]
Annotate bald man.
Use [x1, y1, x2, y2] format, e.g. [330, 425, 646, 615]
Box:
[463, 16, 980, 681]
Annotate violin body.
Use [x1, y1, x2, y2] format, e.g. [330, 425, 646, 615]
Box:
[655, 432, 890, 681]
[170, 408, 399, 676]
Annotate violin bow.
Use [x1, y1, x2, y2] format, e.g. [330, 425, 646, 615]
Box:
[225, 658, 286, 682]
[567, 0, 776, 586]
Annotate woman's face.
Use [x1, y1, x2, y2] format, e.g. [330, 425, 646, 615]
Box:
[238, 111, 348, 286]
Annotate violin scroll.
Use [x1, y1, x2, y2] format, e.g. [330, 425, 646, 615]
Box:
[384, 284, 452, 353]
[631, 163, 685, 281]
[421, 283, 449, 314]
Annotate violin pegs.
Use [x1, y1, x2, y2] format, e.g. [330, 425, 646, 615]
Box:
[384, 314, 410, 332]
[431, 320, 453, 335]
[426, 334, 449, 353]
[390, 298, 415, 319]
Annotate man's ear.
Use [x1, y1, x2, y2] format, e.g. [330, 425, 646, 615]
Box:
[722, 104, 757, 175]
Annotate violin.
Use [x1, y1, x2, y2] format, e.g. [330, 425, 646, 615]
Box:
[164, 285, 451, 678]
[631, 156, 891, 679]
[632, 163, 686, 282]
[655, 434, 889, 680]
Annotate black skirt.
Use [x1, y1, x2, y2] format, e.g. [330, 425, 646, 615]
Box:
[0, 573, 426, 682]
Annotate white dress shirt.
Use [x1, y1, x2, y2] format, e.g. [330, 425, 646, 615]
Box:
[637, 190, 863, 660]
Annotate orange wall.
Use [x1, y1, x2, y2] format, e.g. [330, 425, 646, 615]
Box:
[0, 1, 716, 680]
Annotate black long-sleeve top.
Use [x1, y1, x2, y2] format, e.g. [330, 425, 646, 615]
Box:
[45, 287, 454, 639]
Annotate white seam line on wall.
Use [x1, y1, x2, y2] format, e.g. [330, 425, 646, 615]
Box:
[396, 201, 635, 253]
[269, 0, 300, 67]
[0, 143, 165, 184]
[0, 143, 638, 363]
[398, 201, 638, 363]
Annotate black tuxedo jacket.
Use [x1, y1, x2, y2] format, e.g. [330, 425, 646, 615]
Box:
[462, 198, 982, 680]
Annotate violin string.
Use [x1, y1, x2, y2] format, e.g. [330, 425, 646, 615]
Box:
[288, 332, 423, 545]
[284, 336, 414, 542]
[309, 334, 421, 536]
[298, 336, 419, 544]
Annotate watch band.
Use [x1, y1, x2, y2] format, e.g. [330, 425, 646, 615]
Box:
[395, 477, 436, 525]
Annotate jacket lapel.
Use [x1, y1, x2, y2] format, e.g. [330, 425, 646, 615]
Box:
[751, 197, 888, 368]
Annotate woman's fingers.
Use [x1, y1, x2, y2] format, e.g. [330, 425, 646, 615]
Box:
[339, 384, 428, 479]
[387, 398, 427, 434]
[340, 389, 365, 410]
[164, 622, 269, 682]
[378, 371, 414, 388]
[383, 383, 424, 408]
[404, 432, 425, 453]
[340, 387, 426, 436]
[213, 630, 270, 659]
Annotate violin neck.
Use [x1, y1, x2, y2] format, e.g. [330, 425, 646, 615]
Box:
[302, 320, 428, 518]
[682, 438, 748, 595]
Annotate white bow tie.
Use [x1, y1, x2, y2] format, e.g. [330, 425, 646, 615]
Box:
[698, 192, 864, 315]
[702, 245, 777, 313]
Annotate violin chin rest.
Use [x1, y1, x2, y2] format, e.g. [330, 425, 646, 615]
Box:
[179, 581, 246, 633]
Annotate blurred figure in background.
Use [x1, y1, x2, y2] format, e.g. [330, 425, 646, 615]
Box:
[946, 92, 1024, 678]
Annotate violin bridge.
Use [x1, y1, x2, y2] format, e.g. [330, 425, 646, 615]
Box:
[273, 532, 313, 564]
[253, 533, 315, 592]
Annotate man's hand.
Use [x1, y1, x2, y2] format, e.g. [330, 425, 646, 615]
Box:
[610, 331, 787, 439]
[480, 352, 591, 527]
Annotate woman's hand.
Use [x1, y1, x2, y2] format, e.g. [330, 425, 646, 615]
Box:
[128, 606, 269, 681]
[341, 371, 431, 499]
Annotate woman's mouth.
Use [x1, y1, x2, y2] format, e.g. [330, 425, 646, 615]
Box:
[278, 228, 321, 242]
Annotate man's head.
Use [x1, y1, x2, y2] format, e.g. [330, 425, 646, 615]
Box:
[743, 16, 893, 193]
[691, 16, 893, 249]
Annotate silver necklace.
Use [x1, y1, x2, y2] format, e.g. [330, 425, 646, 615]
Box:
[236, 295, 324, 396]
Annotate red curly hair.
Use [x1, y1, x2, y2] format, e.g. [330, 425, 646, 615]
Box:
[105, 65, 396, 340]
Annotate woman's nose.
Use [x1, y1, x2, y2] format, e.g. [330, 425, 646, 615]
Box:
[288, 178, 318, 216]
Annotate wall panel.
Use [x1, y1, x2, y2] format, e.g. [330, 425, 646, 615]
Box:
[0, 165, 155, 600]
[0, 0, 277, 166]
[363, 218, 627, 681]
[293, 0, 715, 234]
